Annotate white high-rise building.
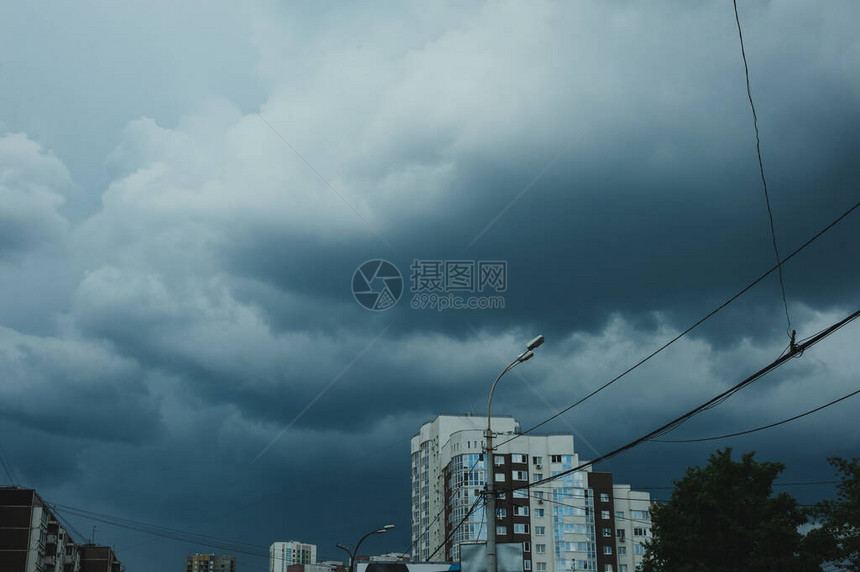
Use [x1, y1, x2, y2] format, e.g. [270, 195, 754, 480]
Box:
[270, 541, 317, 572]
[411, 415, 652, 572]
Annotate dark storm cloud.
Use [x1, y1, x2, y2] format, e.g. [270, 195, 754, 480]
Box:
[217, 0, 860, 347]
[0, 326, 162, 443]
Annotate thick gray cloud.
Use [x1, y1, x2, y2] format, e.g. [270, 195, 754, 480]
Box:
[0, 134, 70, 259]
[1, 1, 859, 571]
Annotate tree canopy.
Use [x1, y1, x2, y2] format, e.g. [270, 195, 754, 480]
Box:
[641, 448, 824, 572]
[807, 457, 860, 571]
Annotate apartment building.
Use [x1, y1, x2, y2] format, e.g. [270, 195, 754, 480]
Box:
[269, 541, 317, 572]
[80, 545, 123, 572]
[411, 415, 652, 572]
[0, 487, 95, 572]
[186, 553, 237, 572]
[609, 485, 652, 572]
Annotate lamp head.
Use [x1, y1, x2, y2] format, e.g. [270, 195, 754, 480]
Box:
[383, 524, 395, 530]
[526, 335, 545, 351]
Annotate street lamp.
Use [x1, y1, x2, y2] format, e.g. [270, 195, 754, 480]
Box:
[337, 525, 395, 572]
[485, 335, 544, 572]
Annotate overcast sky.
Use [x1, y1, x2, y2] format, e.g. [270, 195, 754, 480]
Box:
[1, 1, 859, 570]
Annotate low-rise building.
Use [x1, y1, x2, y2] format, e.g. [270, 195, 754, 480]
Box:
[0, 487, 97, 572]
[270, 541, 317, 572]
[80, 545, 123, 572]
[186, 553, 237, 572]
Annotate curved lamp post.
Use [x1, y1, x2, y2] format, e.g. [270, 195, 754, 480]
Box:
[485, 335, 544, 572]
[337, 524, 395, 572]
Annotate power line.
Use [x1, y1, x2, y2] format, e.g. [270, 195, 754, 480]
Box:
[732, 0, 792, 338]
[51, 506, 89, 546]
[431, 305, 859, 559]
[52, 501, 343, 571]
[419, 453, 487, 561]
[425, 485, 661, 561]
[651, 387, 860, 443]
[48, 502, 277, 561]
[506, 306, 860, 493]
[527, 492, 654, 526]
[634, 480, 839, 490]
[426, 494, 483, 562]
[496, 200, 859, 450]
[0, 441, 19, 486]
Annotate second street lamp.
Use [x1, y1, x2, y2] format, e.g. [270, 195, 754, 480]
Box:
[338, 524, 395, 572]
[485, 335, 544, 572]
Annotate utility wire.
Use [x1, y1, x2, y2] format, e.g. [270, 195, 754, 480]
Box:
[426, 495, 483, 562]
[51, 501, 331, 570]
[651, 387, 860, 443]
[496, 200, 859, 450]
[635, 480, 839, 490]
[0, 441, 19, 486]
[506, 306, 860, 493]
[420, 454, 487, 561]
[528, 492, 654, 526]
[51, 506, 89, 545]
[733, 0, 792, 337]
[48, 502, 274, 559]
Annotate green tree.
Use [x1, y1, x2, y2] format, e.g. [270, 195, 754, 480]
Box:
[807, 457, 860, 571]
[641, 448, 823, 572]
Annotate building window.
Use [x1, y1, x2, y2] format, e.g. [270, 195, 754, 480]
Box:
[497, 526, 507, 535]
[535, 544, 546, 554]
[514, 471, 528, 481]
[514, 523, 529, 534]
[533, 473, 543, 481]
[604, 565, 613, 572]
[602, 528, 612, 537]
[601, 510, 610, 520]
[496, 473, 506, 482]
[615, 511, 624, 519]
[600, 493, 609, 502]
[633, 528, 648, 537]
[513, 454, 528, 464]
[497, 508, 507, 518]
[524, 560, 531, 571]
[617, 547, 626, 556]
[619, 566, 627, 572]
[536, 509, 544, 517]
[523, 542, 531, 553]
[603, 546, 612, 555]
[499, 492, 507, 499]
[551, 455, 562, 463]
[535, 526, 545, 535]
[535, 492, 544, 500]
[632, 510, 650, 520]
[514, 489, 529, 498]
[515, 506, 529, 516]
[495, 455, 506, 465]
[536, 563, 547, 572]
[533, 456, 543, 465]
[634, 545, 645, 555]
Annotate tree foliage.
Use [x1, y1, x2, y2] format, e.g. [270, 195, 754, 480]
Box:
[807, 457, 860, 571]
[641, 448, 823, 572]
